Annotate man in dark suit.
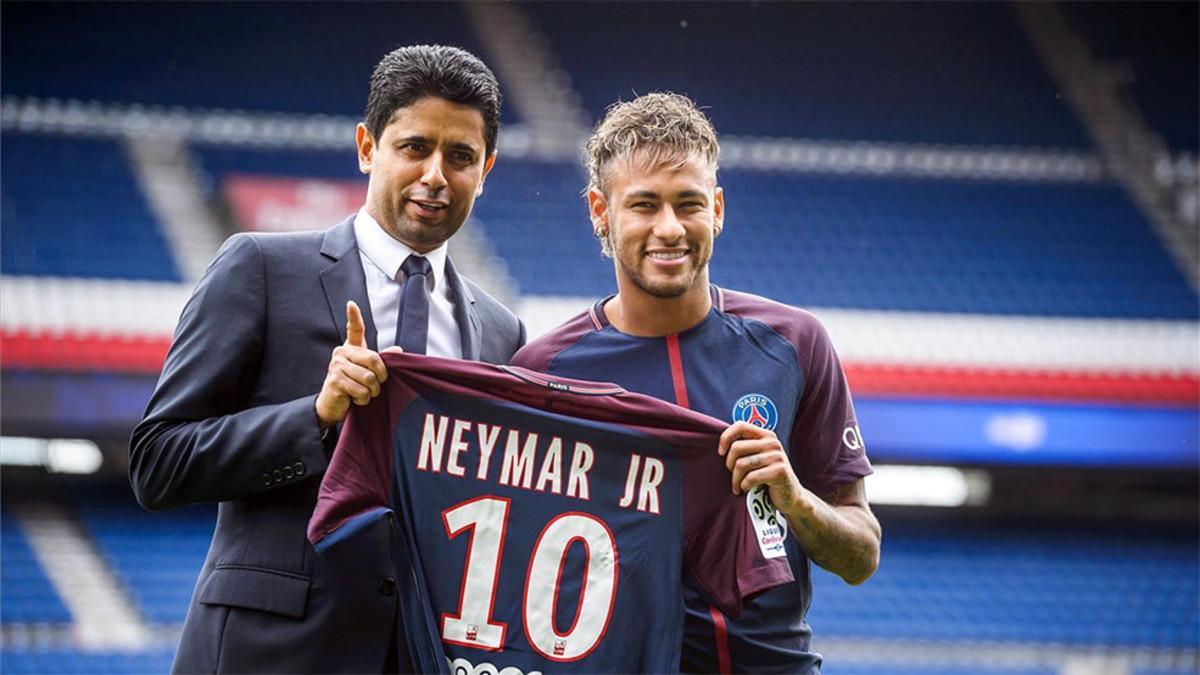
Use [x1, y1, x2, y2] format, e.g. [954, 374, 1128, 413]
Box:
[129, 45, 524, 673]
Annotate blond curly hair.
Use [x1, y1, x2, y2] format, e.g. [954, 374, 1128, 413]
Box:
[583, 92, 720, 256]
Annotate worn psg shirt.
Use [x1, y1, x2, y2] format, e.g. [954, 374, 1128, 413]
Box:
[511, 286, 874, 675]
[308, 352, 794, 675]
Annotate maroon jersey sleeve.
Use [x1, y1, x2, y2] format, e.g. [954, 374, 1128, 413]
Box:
[510, 310, 596, 372]
[721, 290, 873, 498]
[787, 311, 872, 498]
[307, 385, 401, 548]
[679, 448, 795, 618]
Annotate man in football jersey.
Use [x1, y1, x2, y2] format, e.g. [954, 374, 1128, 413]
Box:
[130, 45, 523, 673]
[512, 92, 881, 673]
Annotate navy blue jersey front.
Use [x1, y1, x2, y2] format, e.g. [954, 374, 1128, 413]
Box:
[309, 352, 795, 674]
[513, 286, 874, 674]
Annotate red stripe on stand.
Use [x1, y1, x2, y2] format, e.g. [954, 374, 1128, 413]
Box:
[1, 330, 171, 374]
[844, 363, 1200, 405]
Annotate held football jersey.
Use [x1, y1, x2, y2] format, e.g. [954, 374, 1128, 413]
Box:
[511, 286, 874, 674]
[308, 352, 794, 675]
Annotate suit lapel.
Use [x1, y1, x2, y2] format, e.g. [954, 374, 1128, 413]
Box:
[319, 216, 379, 352]
[444, 257, 482, 361]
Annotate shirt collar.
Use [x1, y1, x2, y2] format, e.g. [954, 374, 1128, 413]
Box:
[354, 207, 449, 289]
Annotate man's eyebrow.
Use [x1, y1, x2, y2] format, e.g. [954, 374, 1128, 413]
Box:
[448, 141, 479, 154]
[676, 190, 708, 200]
[626, 190, 661, 200]
[394, 135, 431, 145]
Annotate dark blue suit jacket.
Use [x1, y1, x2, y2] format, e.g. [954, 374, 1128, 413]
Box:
[130, 216, 525, 673]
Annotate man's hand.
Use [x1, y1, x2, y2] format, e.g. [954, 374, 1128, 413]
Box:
[315, 301, 389, 428]
[719, 421, 882, 585]
[719, 421, 804, 512]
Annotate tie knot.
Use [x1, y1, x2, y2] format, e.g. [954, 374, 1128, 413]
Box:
[401, 255, 432, 280]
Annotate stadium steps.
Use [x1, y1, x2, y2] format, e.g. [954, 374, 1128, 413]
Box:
[124, 135, 225, 283]
[462, 0, 590, 158]
[1, 510, 71, 625]
[9, 502, 150, 649]
[1014, 2, 1199, 291]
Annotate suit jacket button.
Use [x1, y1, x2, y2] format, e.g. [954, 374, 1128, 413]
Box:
[261, 472, 272, 486]
[293, 461, 306, 476]
[283, 466, 295, 480]
[379, 577, 397, 596]
[272, 469, 283, 483]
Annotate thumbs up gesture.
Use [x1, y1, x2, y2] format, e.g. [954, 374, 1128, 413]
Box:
[315, 301, 390, 428]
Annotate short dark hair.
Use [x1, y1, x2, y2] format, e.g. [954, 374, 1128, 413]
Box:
[365, 44, 502, 156]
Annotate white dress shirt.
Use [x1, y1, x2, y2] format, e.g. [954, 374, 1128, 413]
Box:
[353, 208, 463, 358]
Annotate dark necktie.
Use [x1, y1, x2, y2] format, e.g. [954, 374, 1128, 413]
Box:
[395, 255, 432, 355]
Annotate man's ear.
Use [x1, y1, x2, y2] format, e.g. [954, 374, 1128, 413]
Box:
[477, 152, 497, 196]
[587, 188, 609, 235]
[713, 185, 725, 237]
[355, 123, 375, 175]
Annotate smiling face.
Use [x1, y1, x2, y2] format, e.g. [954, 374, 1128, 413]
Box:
[357, 96, 496, 253]
[589, 149, 724, 300]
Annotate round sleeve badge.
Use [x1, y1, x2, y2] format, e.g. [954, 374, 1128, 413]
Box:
[731, 394, 779, 431]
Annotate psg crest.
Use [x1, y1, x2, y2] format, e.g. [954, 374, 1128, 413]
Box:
[732, 394, 779, 431]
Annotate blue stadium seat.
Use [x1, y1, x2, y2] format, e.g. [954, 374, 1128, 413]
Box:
[0, 132, 181, 281]
[0, 648, 176, 675]
[0, 3, 516, 124]
[73, 496, 214, 625]
[474, 160, 1199, 320]
[809, 524, 1199, 648]
[1062, 2, 1199, 152]
[193, 144, 361, 183]
[0, 510, 71, 624]
[526, 2, 1089, 146]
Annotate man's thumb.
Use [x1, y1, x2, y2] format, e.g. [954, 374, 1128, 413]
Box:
[345, 301, 366, 347]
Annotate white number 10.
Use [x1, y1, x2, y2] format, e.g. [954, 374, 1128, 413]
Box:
[440, 496, 619, 662]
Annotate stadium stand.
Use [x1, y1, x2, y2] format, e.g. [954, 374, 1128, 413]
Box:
[525, 2, 1089, 146]
[1, 2, 1196, 673]
[0, 2, 513, 123]
[0, 509, 70, 625]
[0, 648, 176, 675]
[0, 132, 180, 281]
[1060, 1, 1199, 152]
[72, 496, 214, 625]
[474, 160, 1199, 319]
[810, 523, 1199, 648]
[192, 144, 359, 183]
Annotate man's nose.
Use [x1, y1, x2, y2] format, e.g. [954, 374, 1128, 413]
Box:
[652, 207, 687, 241]
[420, 153, 448, 190]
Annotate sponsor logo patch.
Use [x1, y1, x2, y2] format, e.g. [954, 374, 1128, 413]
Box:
[746, 485, 788, 559]
[843, 423, 865, 451]
[732, 394, 779, 431]
[447, 657, 543, 675]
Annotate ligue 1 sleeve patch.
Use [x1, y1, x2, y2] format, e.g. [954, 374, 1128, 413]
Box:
[732, 394, 779, 431]
[746, 485, 788, 559]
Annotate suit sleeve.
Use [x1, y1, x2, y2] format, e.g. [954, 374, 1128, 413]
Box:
[128, 234, 332, 511]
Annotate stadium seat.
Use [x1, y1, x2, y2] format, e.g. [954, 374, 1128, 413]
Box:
[525, 2, 1089, 146]
[0, 132, 180, 281]
[0, 509, 71, 624]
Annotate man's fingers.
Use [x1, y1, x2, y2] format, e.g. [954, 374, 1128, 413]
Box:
[345, 301, 366, 348]
[718, 421, 775, 456]
[740, 466, 785, 494]
[332, 373, 372, 405]
[335, 361, 381, 398]
[340, 345, 388, 384]
[725, 438, 779, 472]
